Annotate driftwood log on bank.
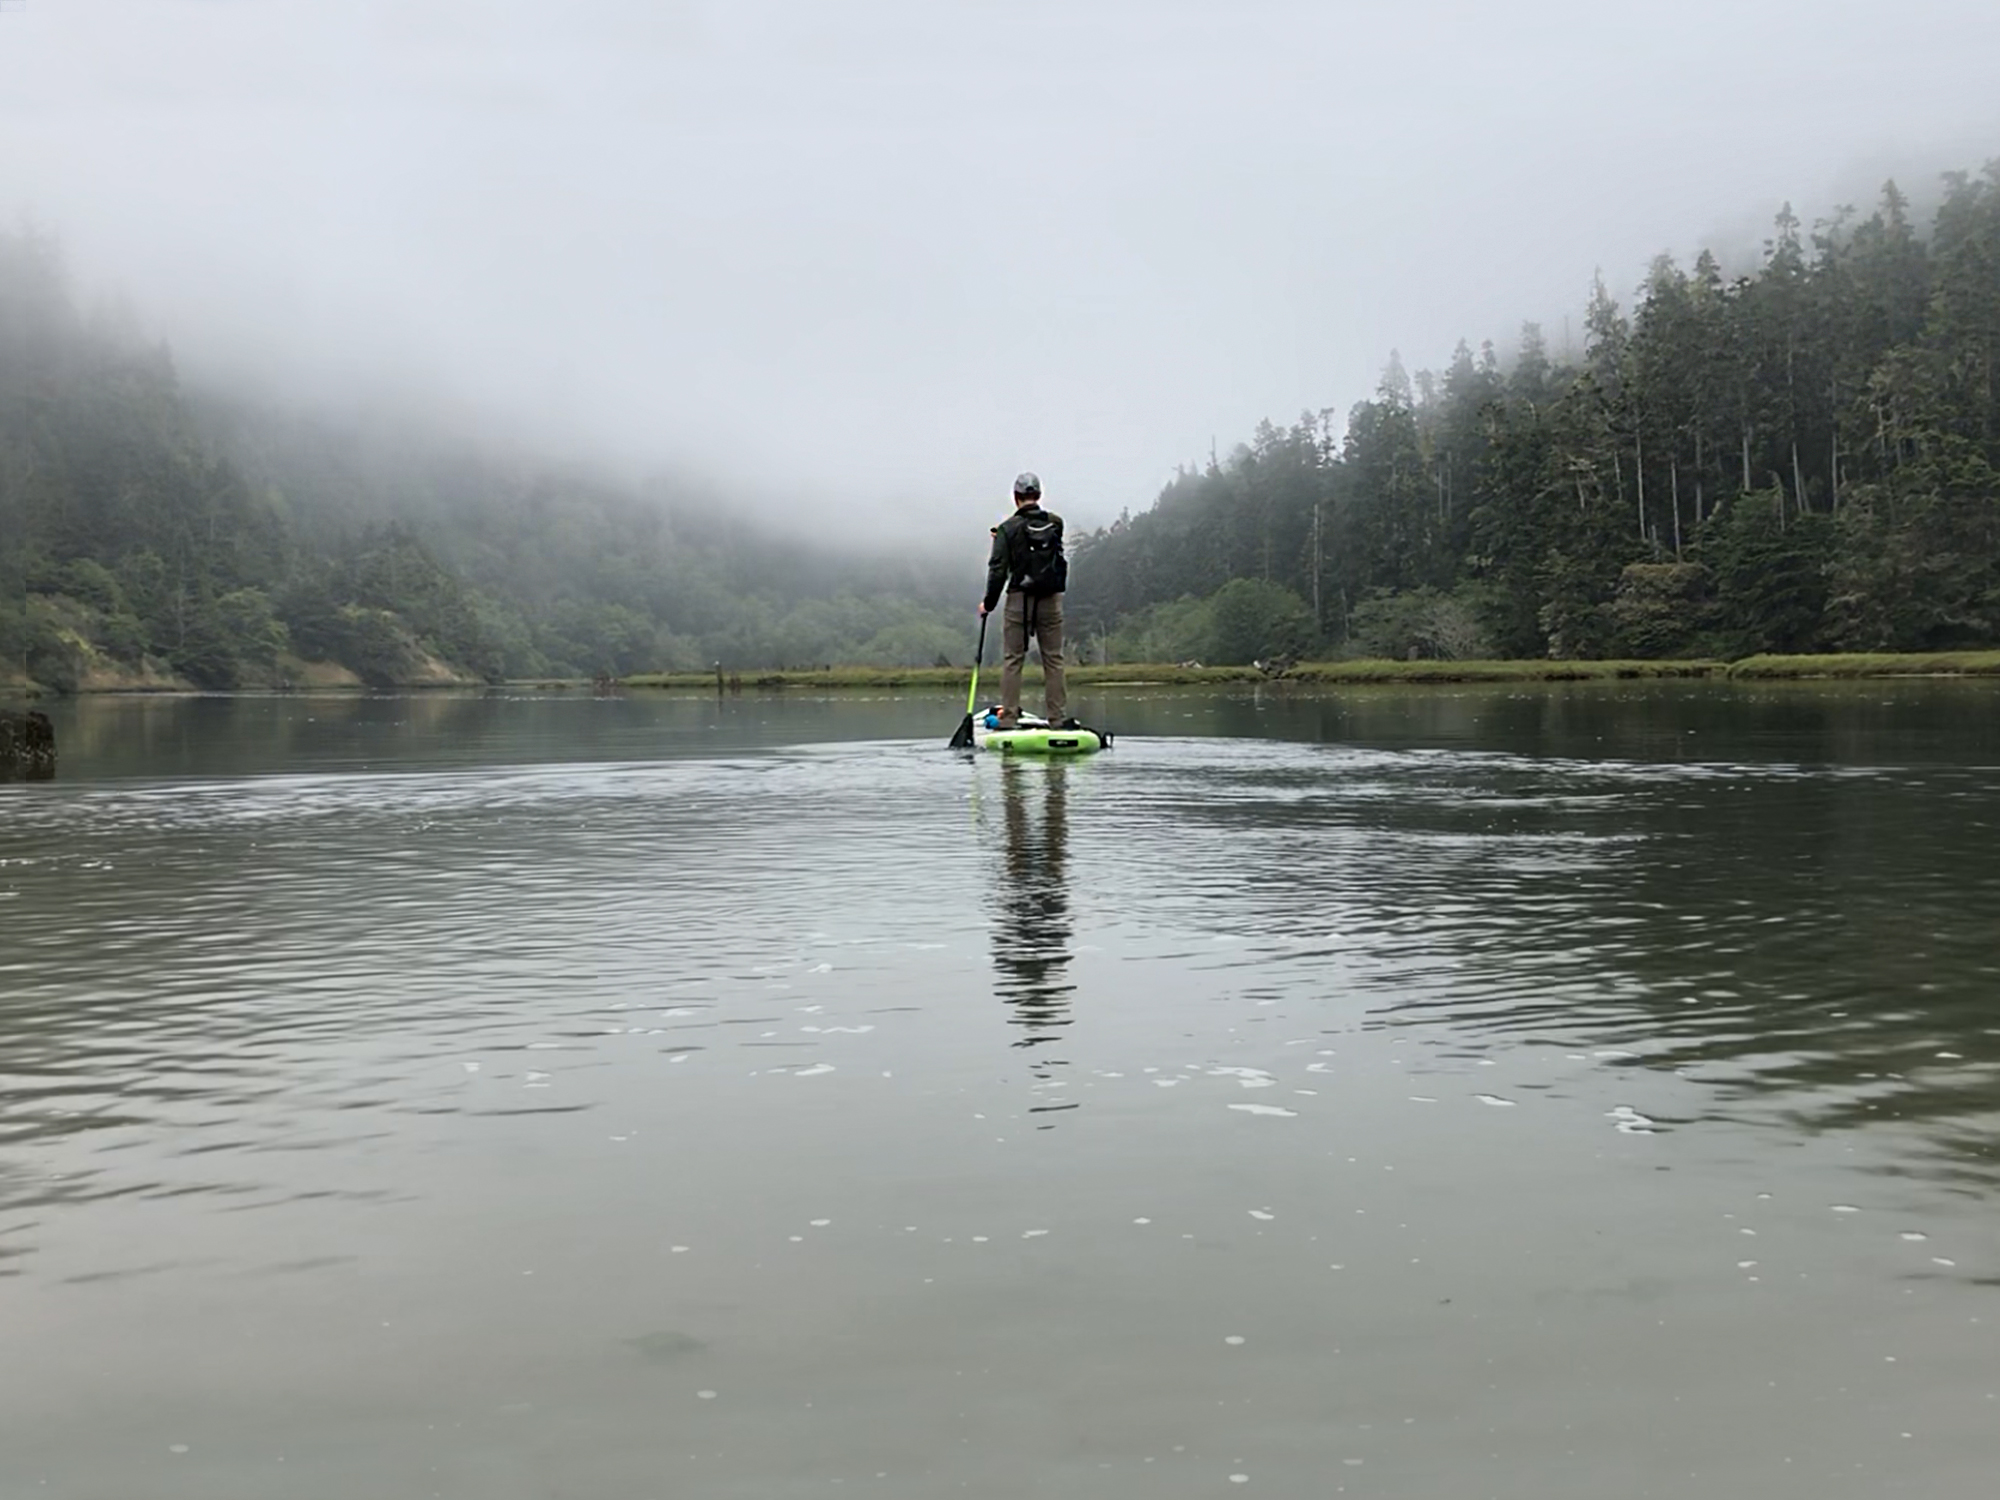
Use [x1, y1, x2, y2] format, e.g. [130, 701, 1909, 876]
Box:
[1, 709, 56, 781]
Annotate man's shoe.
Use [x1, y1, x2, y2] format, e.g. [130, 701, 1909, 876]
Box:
[1057, 717, 1081, 730]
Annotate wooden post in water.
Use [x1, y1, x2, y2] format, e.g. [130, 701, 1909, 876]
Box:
[0, 709, 56, 782]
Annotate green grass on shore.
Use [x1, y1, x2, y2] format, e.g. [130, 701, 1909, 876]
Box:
[1725, 650, 2000, 679]
[606, 651, 2000, 692]
[27, 651, 2000, 699]
[617, 663, 1282, 690]
[619, 665, 978, 690]
[1281, 658, 1721, 683]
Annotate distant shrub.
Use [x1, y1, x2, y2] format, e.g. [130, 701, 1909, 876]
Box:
[1209, 579, 1315, 665]
[1349, 586, 1494, 661]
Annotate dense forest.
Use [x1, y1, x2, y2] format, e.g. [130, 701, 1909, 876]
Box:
[0, 230, 966, 693]
[1073, 165, 2000, 665]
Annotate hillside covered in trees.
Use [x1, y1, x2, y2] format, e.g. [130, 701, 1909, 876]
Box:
[1072, 165, 2000, 665]
[0, 230, 966, 694]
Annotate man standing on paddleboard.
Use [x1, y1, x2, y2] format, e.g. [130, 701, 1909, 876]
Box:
[979, 471, 1073, 730]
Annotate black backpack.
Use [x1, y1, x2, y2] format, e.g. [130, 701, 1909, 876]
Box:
[1014, 510, 1067, 597]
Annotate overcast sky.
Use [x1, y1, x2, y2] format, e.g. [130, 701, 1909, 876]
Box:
[5, 0, 1999, 538]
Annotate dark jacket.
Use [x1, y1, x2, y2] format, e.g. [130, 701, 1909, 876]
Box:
[983, 504, 1066, 611]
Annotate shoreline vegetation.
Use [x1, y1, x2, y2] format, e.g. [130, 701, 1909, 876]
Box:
[10, 651, 2000, 701]
[616, 651, 2000, 690]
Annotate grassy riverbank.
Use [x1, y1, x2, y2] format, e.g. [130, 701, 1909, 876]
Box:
[21, 650, 1999, 698]
[611, 651, 2000, 692]
[1724, 650, 2000, 679]
[615, 660, 1706, 691]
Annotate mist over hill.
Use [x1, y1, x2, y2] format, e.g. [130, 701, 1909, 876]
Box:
[0, 230, 976, 693]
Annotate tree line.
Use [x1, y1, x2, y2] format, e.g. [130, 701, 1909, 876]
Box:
[1072, 164, 2000, 664]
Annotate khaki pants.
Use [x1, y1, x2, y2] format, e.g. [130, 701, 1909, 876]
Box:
[1000, 591, 1066, 725]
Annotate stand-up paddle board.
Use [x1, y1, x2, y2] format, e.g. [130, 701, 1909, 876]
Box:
[971, 709, 1111, 755]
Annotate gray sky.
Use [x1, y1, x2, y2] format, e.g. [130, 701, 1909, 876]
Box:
[5, 0, 1999, 539]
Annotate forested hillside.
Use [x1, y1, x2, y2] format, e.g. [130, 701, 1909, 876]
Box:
[1072, 166, 2000, 665]
[0, 230, 965, 693]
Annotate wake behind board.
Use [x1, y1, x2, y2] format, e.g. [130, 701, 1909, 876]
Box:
[971, 709, 1112, 756]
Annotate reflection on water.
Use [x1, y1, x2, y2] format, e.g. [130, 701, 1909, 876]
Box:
[993, 763, 1075, 1115]
[3, 685, 2000, 1499]
[27, 674, 2000, 785]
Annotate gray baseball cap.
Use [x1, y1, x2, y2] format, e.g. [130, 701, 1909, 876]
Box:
[1013, 471, 1042, 498]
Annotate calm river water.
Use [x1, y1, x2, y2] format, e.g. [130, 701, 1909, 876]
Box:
[3, 683, 1999, 1499]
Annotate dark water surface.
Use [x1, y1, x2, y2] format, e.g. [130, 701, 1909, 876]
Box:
[4, 683, 1999, 1499]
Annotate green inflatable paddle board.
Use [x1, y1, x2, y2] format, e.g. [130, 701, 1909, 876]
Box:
[981, 726, 1109, 755]
[971, 711, 1112, 755]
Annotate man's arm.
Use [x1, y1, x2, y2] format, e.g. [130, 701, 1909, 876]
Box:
[981, 523, 1009, 612]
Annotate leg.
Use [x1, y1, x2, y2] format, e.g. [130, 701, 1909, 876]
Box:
[1037, 595, 1067, 724]
[998, 593, 1026, 726]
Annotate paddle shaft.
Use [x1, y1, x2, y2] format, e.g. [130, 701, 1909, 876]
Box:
[965, 611, 989, 715]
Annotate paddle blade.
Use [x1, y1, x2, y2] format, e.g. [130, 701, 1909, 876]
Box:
[948, 713, 976, 750]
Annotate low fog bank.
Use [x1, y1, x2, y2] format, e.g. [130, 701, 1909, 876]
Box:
[1, 227, 991, 695]
[8, 1, 2000, 543]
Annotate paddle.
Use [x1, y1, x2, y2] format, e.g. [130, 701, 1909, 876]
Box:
[948, 611, 990, 749]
